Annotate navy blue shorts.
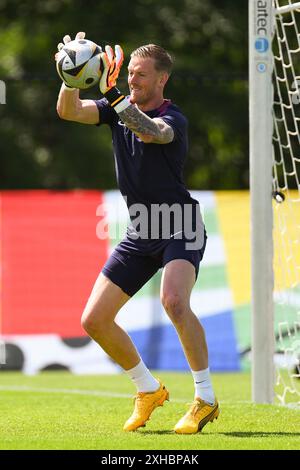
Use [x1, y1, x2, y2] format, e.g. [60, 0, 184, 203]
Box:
[102, 235, 207, 297]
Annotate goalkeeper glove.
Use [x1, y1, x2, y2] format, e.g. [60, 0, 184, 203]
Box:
[99, 45, 130, 112]
[56, 31, 85, 54]
[55, 32, 86, 89]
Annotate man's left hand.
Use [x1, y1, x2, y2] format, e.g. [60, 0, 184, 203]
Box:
[99, 45, 124, 95]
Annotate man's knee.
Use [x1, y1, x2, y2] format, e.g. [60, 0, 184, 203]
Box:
[81, 309, 98, 337]
[81, 306, 111, 337]
[161, 292, 187, 324]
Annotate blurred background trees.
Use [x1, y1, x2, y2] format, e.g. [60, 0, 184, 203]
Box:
[0, 0, 248, 190]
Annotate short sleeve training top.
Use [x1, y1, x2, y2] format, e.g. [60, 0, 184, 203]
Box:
[94, 98, 202, 243]
[95, 98, 198, 205]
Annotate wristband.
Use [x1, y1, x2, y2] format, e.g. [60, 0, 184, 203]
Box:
[104, 87, 131, 113]
[62, 83, 76, 91]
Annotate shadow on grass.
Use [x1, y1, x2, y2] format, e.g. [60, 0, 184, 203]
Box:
[138, 430, 175, 435]
[139, 430, 300, 438]
[214, 432, 300, 438]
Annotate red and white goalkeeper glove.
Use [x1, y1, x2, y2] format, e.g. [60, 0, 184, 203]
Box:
[99, 44, 130, 112]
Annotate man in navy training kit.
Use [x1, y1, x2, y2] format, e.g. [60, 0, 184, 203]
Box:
[56, 31, 219, 433]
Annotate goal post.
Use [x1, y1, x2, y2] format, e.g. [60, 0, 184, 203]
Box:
[249, 0, 275, 404]
[249, 0, 300, 406]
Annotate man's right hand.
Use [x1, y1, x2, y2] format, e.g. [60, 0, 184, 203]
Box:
[55, 31, 86, 62]
[56, 31, 100, 124]
[55, 32, 86, 89]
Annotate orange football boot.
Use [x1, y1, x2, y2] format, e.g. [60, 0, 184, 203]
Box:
[174, 397, 219, 434]
[123, 380, 169, 431]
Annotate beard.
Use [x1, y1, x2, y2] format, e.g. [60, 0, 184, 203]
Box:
[129, 87, 155, 106]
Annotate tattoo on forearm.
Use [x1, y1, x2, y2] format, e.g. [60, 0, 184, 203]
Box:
[118, 104, 173, 143]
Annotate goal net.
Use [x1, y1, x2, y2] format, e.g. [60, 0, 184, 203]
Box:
[272, 0, 300, 406]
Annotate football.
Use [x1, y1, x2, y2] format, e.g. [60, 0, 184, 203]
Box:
[56, 38, 103, 90]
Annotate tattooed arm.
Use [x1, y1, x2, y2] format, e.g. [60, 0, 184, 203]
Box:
[98, 45, 174, 144]
[98, 46, 174, 143]
[118, 104, 174, 144]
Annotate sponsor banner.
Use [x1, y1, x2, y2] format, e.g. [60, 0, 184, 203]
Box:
[0, 190, 254, 373]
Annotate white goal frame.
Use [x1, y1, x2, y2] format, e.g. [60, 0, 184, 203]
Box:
[249, 0, 300, 404]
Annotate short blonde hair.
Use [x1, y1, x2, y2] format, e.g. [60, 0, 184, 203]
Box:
[130, 44, 173, 75]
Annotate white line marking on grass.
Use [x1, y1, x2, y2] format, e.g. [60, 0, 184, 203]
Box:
[0, 385, 134, 399]
[1, 386, 298, 409]
[0, 385, 253, 405]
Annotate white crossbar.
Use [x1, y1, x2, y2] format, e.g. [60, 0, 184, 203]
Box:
[276, 2, 300, 15]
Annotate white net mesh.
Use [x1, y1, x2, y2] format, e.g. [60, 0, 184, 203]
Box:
[272, 0, 300, 406]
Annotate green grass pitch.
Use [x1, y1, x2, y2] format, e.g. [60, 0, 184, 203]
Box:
[0, 371, 299, 450]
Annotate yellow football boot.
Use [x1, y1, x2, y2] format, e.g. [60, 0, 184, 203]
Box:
[174, 397, 219, 434]
[123, 381, 169, 431]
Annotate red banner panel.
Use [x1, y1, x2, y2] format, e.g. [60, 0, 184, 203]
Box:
[1, 190, 109, 336]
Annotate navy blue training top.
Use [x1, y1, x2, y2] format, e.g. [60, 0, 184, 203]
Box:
[94, 98, 203, 245]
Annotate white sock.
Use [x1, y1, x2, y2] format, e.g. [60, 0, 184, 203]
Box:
[124, 360, 159, 393]
[192, 367, 215, 405]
